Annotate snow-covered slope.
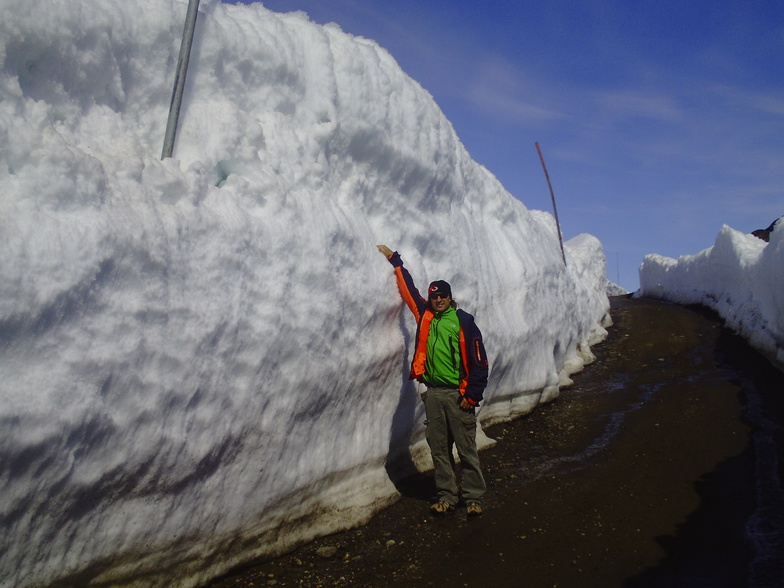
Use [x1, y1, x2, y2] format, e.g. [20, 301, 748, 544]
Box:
[0, 1, 610, 586]
[639, 222, 783, 367]
[607, 281, 629, 297]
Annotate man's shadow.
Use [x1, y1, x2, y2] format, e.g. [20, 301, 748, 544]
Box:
[384, 313, 435, 502]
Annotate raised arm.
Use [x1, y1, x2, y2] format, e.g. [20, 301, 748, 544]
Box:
[377, 245, 427, 320]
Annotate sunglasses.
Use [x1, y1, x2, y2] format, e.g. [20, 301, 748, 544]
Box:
[429, 293, 450, 300]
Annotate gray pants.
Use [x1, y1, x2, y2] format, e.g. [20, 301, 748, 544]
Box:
[421, 387, 486, 505]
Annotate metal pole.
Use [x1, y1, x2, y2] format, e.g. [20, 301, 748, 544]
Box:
[162, 0, 201, 160]
[535, 142, 567, 266]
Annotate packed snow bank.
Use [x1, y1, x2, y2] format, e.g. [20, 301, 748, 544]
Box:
[639, 222, 784, 368]
[0, 1, 610, 586]
[607, 281, 629, 297]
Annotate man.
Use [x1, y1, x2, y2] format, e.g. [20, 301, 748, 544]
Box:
[377, 245, 489, 516]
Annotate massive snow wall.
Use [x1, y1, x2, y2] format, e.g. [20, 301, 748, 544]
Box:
[639, 223, 784, 368]
[0, 0, 610, 586]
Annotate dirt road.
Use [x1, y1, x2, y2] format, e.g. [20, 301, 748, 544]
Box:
[209, 296, 784, 588]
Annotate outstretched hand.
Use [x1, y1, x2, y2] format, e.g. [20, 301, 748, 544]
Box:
[377, 245, 394, 258]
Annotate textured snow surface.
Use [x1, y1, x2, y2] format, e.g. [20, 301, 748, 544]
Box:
[639, 222, 784, 368]
[0, 1, 611, 586]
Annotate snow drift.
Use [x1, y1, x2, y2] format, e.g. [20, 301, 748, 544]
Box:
[639, 222, 784, 368]
[0, 0, 610, 586]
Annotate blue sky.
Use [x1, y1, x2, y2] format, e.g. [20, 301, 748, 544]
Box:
[226, 0, 783, 291]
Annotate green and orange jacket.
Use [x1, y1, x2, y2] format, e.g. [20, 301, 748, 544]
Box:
[386, 251, 489, 406]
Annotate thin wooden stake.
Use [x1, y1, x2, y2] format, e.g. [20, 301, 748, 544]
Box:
[535, 142, 567, 266]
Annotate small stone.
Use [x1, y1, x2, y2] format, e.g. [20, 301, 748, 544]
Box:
[316, 546, 338, 558]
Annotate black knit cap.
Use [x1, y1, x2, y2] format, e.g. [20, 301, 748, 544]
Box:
[428, 280, 452, 299]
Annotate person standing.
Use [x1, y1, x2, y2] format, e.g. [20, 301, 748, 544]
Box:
[377, 245, 489, 516]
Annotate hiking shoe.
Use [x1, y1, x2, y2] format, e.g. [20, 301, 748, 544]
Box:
[466, 502, 483, 517]
[430, 499, 455, 514]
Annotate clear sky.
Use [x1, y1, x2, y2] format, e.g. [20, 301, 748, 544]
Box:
[225, 0, 783, 291]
